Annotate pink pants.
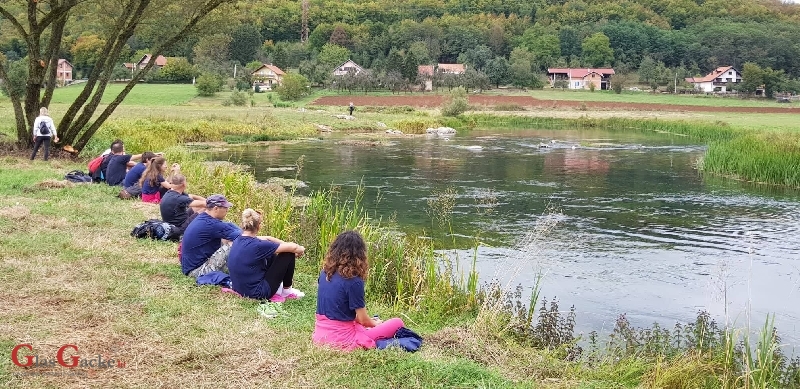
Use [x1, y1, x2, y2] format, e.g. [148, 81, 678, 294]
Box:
[312, 314, 404, 351]
[141, 192, 161, 204]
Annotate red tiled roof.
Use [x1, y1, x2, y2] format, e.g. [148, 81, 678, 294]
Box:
[547, 68, 616, 78]
[686, 66, 736, 83]
[57, 59, 72, 68]
[251, 64, 285, 75]
[418, 63, 466, 76]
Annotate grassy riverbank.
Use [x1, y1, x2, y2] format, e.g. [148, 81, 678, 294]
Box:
[2, 154, 799, 388]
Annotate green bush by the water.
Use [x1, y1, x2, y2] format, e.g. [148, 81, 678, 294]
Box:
[702, 133, 800, 187]
[84, 117, 316, 156]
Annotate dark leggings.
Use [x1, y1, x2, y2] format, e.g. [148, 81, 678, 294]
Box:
[30, 136, 51, 160]
[265, 252, 296, 298]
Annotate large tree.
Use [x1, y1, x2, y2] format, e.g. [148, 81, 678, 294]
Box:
[0, 0, 233, 152]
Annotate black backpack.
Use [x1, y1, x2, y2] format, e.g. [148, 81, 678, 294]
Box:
[39, 120, 50, 136]
[64, 170, 93, 183]
[131, 219, 177, 241]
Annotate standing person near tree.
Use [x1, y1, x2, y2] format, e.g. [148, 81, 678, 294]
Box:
[348, 102, 355, 116]
[30, 107, 59, 161]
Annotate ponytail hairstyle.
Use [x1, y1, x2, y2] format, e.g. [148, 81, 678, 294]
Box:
[139, 156, 165, 188]
[240, 208, 262, 232]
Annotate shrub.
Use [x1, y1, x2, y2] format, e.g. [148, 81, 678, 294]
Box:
[441, 87, 469, 117]
[227, 89, 248, 106]
[196, 73, 223, 96]
[276, 73, 310, 101]
[396, 119, 438, 134]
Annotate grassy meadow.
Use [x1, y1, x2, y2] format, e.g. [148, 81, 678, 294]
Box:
[2, 83, 800, 387]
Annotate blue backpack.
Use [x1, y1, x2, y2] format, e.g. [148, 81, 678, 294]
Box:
[131, 219, 176, 241]
[64, 170, 93, 183]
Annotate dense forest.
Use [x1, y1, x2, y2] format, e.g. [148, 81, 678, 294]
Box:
[3, 0, 800, 91]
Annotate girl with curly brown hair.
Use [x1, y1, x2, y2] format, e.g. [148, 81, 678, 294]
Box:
[312, 230, 404, 351]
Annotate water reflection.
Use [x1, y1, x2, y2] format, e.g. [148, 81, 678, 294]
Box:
[212, 129, 800, 344]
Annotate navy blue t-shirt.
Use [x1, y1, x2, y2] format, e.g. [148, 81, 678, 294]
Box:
[141, 174, 164, 195]
[316, 271, 366, 321]
[105, 154, 132, 186]
[180, 212, 242, 275]
[228, 236, 279, 299]
[123, 162, 146, 188]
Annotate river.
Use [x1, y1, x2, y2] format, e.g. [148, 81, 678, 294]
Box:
[212, 128, 800, 344]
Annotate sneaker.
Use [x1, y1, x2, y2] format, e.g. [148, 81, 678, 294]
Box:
[281, 287, 305, 299]
[257, 302, 280, 319]
[269, 293, 286, 303]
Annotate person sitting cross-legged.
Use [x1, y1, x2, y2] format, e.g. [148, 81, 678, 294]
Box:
[159, 174, 206, 238]
[227, 208, 306, 301]
[180, 194, 242, 278]
[312, 230, 405, 351]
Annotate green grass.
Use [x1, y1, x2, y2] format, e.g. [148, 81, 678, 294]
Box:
[526, 88, 800, 108]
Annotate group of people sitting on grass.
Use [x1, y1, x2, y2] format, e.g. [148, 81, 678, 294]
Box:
[90, 139, 407, 351]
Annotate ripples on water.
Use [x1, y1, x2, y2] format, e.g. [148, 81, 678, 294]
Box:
[214, 129, 800, 344]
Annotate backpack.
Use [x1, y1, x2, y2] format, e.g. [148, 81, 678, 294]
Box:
[91, 154, 112, 183]
[64, 170, 93, 183]
[131, 219, 177, 241]
[39, 120, 50, 136]
[87, 155, 104, 174]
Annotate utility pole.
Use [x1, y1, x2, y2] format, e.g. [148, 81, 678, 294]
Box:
[233, 63, 237, 79]
[301, 0, 309, 43]
[674, 72, 677, 94]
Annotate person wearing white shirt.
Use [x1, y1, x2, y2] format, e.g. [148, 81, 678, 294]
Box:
[30, 107, 59, 161]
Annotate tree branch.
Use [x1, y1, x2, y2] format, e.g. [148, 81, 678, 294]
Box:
[74, 0, 233, 150]
[0, 6, 30, 43]
[0, 57, 30, 146]
[41, 11, 69, 110]
[60, 0, 144, 141]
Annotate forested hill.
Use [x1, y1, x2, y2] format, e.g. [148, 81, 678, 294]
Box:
[3, 0, 800, 85]
[239, 0, 800, 75]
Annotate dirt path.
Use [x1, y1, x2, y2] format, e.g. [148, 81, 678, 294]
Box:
[311, 95, 800, 114]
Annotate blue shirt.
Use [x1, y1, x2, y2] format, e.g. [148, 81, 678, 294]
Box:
[141, 174, 164, 195]
[180, 213, 242, 275]
[105, 154, 132, 186]
[123, 163, 146, 188]
[316, 271, 366, 321]
[228, 236, 279, 299]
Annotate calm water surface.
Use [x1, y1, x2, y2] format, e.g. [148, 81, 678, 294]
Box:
[213, 128, 800, 343]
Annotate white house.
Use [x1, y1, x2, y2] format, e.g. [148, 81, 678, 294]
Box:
[547, 68, 615, 90]
[685, 66, 741, 93]
[332, 59, 364, 76]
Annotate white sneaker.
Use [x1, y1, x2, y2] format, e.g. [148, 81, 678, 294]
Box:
[281, 287, 305, 299]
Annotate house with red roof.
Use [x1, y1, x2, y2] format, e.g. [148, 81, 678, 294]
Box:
[547, 68, 615, 90]
[251, 63, 285, 88]
[685, 66, 741, 93]
[418, 63, 466, 91]
[57, 59, 73, 85]
[136, 54, 168, 70]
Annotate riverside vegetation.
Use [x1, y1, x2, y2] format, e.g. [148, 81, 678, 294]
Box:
[3, 115, 800, 388]
[2, 86, 800, 386]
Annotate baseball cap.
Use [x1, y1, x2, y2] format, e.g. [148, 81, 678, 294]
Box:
[206, 194, 233, 208]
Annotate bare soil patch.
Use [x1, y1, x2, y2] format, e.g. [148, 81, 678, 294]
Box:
[312, 95, 800, 114]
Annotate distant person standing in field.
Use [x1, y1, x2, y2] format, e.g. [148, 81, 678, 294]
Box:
[348, 102, 355, 116]
[30, 107, 59, 161]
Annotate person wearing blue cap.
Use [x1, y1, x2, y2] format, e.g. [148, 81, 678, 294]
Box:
[180, 194, 242, 278]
